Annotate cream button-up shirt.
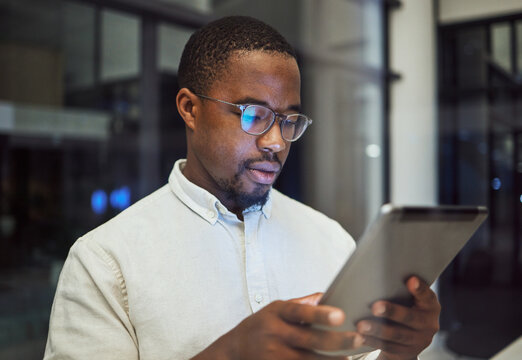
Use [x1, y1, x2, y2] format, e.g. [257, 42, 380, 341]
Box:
[44, 159, 380, 360]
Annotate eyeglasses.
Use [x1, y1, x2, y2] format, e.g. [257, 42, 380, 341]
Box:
[195, 94, 313, 142]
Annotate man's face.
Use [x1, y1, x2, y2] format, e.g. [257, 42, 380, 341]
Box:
[184, 51, 301, 213]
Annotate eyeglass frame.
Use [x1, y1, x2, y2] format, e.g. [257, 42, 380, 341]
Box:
[195, 93, 313, 142]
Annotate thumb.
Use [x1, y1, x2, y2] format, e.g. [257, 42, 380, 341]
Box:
[290, 292, 323, 306]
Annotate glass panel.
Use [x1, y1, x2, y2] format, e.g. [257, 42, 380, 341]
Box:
[101, 9, 140, 82]
[517, 133, 522, 273]
[159, 0, 211, 12]
[490, 117, 515, 285]
[63, 2, 95, 90]
[439, 22, 522, 358]
[457, 27, 487, 89]
[0, 1, 142, 358]
[158, 24, 194, 73]
[491, 22, 512, 72]
[0, 0, 62, 107]
[518, 21, 522, 75]
[1, 1, 388, 358]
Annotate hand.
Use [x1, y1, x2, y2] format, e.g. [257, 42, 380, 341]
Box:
[194, 293, 364, 360]
[356, 276, 441, 360]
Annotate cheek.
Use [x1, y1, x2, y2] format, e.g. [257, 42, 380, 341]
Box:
[196, 127, 252, 172]
[217, 136, 252, 169]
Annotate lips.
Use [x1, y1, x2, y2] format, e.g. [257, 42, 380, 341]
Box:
[246, 161, 281, 185]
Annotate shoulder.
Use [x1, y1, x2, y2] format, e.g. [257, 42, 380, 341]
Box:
[76, 184, 178, 252]
[271, 189, 345, 228]
[270, 189, 355, 247]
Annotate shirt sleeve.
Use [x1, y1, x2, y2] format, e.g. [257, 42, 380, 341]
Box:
[44, 237, 138, 360]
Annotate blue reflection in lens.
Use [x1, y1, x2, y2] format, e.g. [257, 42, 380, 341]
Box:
[110, 186, 131, 210]
[91, 190, 108, 215]
[520, 194, 522, 203]
[491, 178, 501, 191]
[242, 107, 257, 131]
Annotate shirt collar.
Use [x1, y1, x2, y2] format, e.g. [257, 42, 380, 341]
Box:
[168, 159, 272, 224]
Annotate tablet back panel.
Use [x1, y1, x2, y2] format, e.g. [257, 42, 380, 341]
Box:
[316, 204, 488, 356]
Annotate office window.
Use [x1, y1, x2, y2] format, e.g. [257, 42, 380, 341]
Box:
[0, 1, 387, 358]
[101, 10, 141, 82]
[491, 22, 512, 72]
[439, 17, 522, 358]
[517, 21, 522, 75]
[158, 23, 193, 73]
[63, 2, 96, 90]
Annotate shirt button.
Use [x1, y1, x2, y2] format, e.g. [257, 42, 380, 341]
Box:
[254, 294, 263, 303]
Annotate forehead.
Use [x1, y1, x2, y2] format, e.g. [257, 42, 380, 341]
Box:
[210, 51, 301, 109]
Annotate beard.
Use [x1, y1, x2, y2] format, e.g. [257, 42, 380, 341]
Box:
[216, 153, 282, 210]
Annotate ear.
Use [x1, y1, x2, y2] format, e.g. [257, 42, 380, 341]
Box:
[176, 88, 199, 131]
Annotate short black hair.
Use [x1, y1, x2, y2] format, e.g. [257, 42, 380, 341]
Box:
[178, 15, 296, 94]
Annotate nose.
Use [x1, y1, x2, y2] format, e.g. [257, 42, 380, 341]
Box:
[256, 119, 287, 153]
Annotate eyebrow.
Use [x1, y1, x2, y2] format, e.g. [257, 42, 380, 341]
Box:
[233, 96, 302, 113]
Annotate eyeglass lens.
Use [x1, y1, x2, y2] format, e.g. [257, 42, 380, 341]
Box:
[241, 105, 308, 141]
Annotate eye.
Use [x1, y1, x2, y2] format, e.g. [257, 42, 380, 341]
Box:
[283, 115, 300, 126]
[244, 106, 268, 122]
[242, 111, 260, 122]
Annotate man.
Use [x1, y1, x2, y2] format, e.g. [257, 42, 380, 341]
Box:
[44, 16, 439, 360]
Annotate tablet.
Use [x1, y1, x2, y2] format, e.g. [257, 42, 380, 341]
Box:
[314, 204, 488, 357]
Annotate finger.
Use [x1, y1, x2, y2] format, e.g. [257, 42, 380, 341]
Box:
[356, 320, 417, 345]
[407, 276, 439, 310]
[370, 301, 427, 330]
[279, 302, 345, 327]
[284, 324, 364, 352]
[290, 292, 323, 306]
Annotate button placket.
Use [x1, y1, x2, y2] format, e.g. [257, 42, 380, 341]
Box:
[243, 212, 270, 312]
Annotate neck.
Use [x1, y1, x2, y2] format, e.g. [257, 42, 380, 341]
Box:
[181, 156, 246, 220]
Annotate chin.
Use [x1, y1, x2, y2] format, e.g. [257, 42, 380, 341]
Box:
[235, 186, 270, 209]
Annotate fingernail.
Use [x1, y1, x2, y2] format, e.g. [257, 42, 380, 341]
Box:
[353, 334, 365, 348]
[328, 310, 343, 324]
[413, 277, 420, 290]
[374, 303, 386, 316]
[360, 322, 372, 333]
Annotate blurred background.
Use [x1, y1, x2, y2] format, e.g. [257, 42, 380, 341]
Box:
[0, 0, 520, 358]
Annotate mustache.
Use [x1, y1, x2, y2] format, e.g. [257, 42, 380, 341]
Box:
[241, 152, 282, 172]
